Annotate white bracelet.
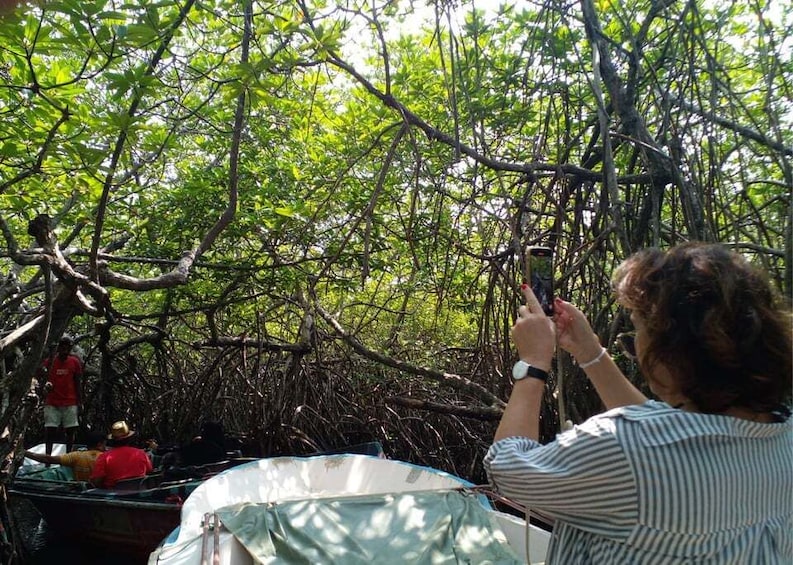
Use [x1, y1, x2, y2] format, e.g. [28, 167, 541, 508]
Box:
[578, 347, 607, 369]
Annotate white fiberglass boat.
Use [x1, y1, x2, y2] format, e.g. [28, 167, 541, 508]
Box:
[148, 454, 551, 564]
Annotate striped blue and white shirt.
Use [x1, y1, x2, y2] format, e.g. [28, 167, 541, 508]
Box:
[484, 400, 792, 563]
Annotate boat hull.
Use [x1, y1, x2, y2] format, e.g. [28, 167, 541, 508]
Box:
[15, 488, 180, 555]
[150, 454, 551, 564]
[12, 445, 246, 556]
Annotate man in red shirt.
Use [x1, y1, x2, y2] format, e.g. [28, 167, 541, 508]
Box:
[90, 421, 153, 488]
[40, 335, 83, 456]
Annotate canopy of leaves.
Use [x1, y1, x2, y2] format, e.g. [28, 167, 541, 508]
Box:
[0, 0, 790, 487]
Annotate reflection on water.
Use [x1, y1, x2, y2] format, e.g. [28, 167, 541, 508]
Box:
[13, 498, 147, 565]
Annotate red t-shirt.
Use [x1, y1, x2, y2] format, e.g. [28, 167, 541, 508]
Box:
[42, 355, 83, 407]
[90, 446, 153, 488]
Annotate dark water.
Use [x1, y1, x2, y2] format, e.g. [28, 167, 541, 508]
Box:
[13, 498, 147, 565]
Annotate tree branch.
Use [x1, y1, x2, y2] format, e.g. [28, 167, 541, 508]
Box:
[315, 303, 505, 409]
[385, 396, 501, 420]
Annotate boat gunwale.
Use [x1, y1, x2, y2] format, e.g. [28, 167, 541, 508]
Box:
[9, 486, 187, 510]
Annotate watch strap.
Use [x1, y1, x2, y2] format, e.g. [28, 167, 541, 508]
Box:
[512, 360, 549, 382]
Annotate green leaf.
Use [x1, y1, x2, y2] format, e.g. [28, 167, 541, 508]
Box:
[122, 23, 160, 43]
[97, 11, 129, 22]
[0, 142, 20, 158]
[274, 207, 295, 218]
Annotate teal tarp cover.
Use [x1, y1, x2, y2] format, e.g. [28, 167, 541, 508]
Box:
[216, 489, 523, 564]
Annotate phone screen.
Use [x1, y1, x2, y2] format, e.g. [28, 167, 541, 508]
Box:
[526, 246, 554, 316]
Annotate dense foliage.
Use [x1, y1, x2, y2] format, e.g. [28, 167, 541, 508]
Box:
[0, 0, 790, 559]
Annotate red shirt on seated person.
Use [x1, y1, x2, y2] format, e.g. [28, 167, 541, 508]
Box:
[90, 421, 153, 488]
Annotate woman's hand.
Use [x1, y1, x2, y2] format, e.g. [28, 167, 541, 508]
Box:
[512, 284, 556, 371]
[553, 297, 603, 363]
[492, 284, 552, 442]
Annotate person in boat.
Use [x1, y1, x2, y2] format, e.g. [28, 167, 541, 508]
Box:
[179, 420, 227, 466]
[485, 242, 792, 563]
[24, 430, 107, 481]
[90, 420, 153, 488]
[39, 334, 83, 456]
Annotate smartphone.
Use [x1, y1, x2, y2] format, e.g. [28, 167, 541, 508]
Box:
[526, 246, 554, 316]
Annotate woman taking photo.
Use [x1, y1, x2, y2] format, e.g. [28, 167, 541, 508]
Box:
[485, 242, 792, 563]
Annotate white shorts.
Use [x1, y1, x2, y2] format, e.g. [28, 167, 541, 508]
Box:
[43, 405, 79, 429]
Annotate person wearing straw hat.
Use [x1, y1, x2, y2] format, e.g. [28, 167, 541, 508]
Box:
[89, 421, 152, 488]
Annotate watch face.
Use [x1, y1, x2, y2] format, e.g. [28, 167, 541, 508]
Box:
[512, 360, 529, 380]
[512, 360, 548, 382]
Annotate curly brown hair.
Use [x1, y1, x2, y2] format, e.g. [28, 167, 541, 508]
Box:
[612, 242, 792, 414]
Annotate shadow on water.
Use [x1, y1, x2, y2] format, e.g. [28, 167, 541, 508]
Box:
[12, 498, 148, 565]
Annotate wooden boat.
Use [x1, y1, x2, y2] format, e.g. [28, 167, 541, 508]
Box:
[10, 444, 250, 556]
[148, 454, 551, 564]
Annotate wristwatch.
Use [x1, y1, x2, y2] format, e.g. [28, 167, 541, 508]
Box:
[511, 360, 549, 382]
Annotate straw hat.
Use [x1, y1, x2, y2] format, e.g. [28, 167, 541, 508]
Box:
[108, 420, 135, 440]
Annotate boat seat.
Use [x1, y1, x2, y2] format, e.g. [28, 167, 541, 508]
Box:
[112, 473, 159, 491]
[162, 460, 231, 481]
